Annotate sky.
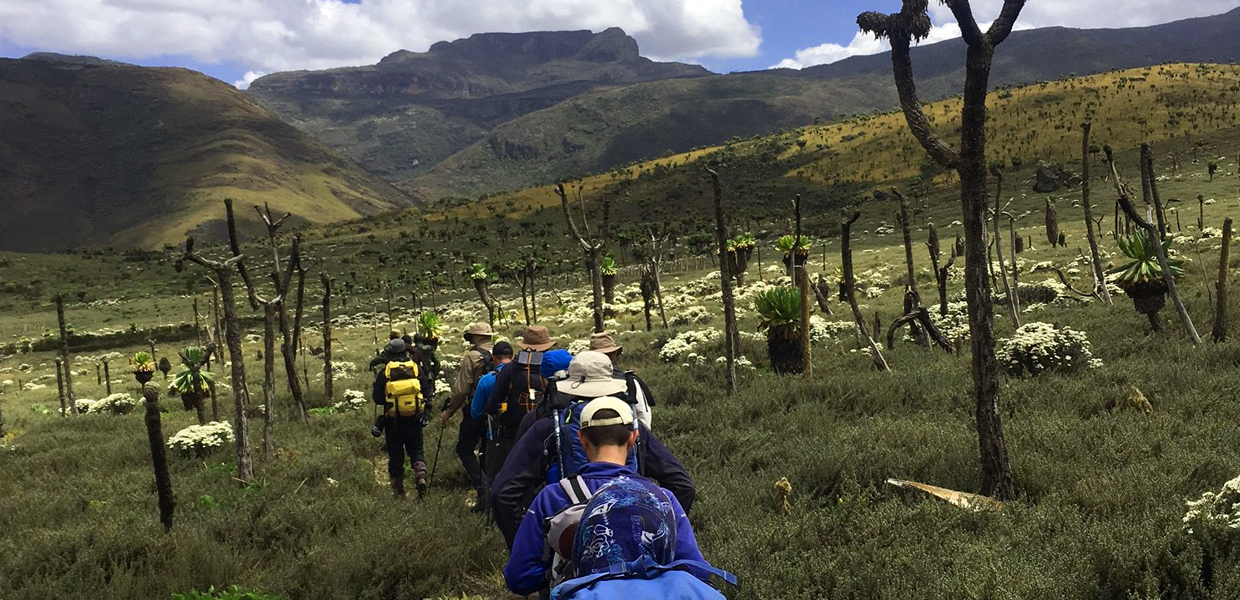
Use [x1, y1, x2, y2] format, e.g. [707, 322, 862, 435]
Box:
[1, 1, 1239, 89]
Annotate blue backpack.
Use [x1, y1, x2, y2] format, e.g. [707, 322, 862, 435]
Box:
[554, 399, 639, 478]
[550, 556, 737, 600]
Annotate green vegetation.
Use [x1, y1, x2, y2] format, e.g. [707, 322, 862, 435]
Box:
[0, 57, 414, 252]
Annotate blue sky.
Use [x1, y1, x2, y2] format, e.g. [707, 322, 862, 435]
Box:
[0, 1, 1235, 88]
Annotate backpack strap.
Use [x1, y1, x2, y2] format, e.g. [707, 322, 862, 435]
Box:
[560, 475, 591, 505]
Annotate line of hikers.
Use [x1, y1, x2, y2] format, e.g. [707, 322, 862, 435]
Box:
[369, 323, 734, 599]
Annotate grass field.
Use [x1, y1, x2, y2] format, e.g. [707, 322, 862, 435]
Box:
[4, 63, 1240, 600]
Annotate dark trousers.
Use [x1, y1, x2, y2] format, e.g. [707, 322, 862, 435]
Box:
[484, 428, 517, 488]
[385, 417, 426, 481]
[456, 415, 487, 489]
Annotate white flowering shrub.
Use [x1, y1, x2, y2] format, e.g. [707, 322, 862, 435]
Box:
[77, 393, 137, 415]
[997, 322, 1101, 377]
[1183, 475, 1240, 534]
[808, 316, 857, 344]
[332, 389, 368, 412]
[566, 339, 591, 355]
[168, 421, 235, 455]
[670, 305, 710, 326]
[658, 329, 720, 362]
[928, 302, 970, 346]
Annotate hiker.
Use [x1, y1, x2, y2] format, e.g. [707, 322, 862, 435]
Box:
[512, 348, 574, 443]
[438, 322, 496, 505]
[503, 396, 708, 597]
[491, 351, 695, 550]
[367, 329, 405, 370]
[588, 331, 653, 429]
[464, 340, 514, 513]
[485, 325, 555, 484]
[550, 478, 736, 600]
[371, 338, 429, 498]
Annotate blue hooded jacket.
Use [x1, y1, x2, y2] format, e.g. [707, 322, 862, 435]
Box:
[502, 462, 706, 596]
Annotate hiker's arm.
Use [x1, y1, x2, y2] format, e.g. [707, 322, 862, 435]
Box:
[469, 374, 493, 420]
[503, 490, 555, 595]
[443, 351, 475, 418]
[668, 493, 712, 581]
[493, 420, 551, 548]
[368, 353, 386, 370]
[371, 371, 386, 405]
[641, 426, 696, 512]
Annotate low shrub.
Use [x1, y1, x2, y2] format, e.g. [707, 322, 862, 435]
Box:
[998, 322, 1100, 377]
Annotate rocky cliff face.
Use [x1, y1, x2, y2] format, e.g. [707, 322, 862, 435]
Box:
[245, 28, 708, 183]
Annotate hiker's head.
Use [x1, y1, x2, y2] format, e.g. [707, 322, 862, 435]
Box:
[385, 338, 407, 357]
[564, 351, 625, 399]
[577, 396, 636, 462]
[493, 341, 514, 364]
[573, 477, 676, 576]
[518, 325, 555, 352]
[389, 329, 402, 340]
[463, 322, 494, 345]
[588, 331, 622, 363]
[400, 334, 413, 348]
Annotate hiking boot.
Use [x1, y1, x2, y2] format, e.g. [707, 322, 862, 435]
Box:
[414, 461, 428, 497]
[390, 477, 406, 499]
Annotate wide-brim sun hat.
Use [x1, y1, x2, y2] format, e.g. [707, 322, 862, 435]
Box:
[463, 322, 495, 341]
[563, 351, 626, 398]
[518, 325, 555, 351]
[588, 331, 621, 354]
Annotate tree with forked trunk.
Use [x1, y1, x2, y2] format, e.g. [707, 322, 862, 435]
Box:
[181, 231, 254, 484]
[556, 182, 609, 333]
[858, 0, 1024, 499]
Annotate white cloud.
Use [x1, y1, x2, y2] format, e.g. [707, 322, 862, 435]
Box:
[0, 0, 761, 76]
[773, 0, 1240, 70]
[771, 21, 963, 70]
[232, 71, 267, 90]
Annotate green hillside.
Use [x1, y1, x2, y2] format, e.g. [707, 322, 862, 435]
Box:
[0, 56, 416, 252]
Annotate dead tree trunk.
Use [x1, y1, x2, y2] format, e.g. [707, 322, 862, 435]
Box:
[103, 359, 112, 396]
[707, 168, 739, 394]
[1213, 217, 1232, 342]
[183, 232, 254, 483]
[841, 209, 890, 371]
[859, 0, 1021, 499]
[54, 293, 77, 414]
[895, 189, 927, 345]
[557, 183, 606, 333]
[793, 194, 812, 375]
[321, 272, 334, 405]
[1110, 158, 1203, 345]
[991, 171, 1019, 327]
[1081, 122, 1112, 304]
[55, 358, 66, 417]
[928, 223, 955, 316]
[1143, 144, 1169, 240]
[141, 383, 175, 532]
[261, 304, 276, 459]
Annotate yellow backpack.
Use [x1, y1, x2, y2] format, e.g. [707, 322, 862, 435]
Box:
[384, 360, 423, 417]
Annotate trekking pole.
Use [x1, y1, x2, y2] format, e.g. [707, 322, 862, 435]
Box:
[428, 418, 447, 491]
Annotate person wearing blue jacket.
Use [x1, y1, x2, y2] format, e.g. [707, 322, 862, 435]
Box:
[503, 397, 706, 597]
[491, 354, 695, 550]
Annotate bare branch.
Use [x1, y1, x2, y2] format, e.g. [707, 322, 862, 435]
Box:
[987, 0, 1028, 45]
[944, 0, 983, 46]
[557, 183, 593, 253]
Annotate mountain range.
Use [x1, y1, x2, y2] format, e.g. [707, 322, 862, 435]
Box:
[6, 7, 1240, 251]
[250, 7, 1240, 202]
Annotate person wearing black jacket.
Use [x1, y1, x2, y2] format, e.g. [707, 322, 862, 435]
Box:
[485, 325, 555, 481]
[372, 338, 431, 498]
